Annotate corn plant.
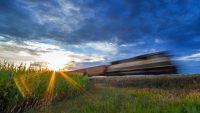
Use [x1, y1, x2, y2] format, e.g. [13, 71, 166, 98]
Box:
[0, 61, 89, 113]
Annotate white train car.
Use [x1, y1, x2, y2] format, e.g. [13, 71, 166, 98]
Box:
[105, 52, 177, 76]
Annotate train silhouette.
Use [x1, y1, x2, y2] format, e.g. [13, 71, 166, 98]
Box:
[70, 52, 177, 76]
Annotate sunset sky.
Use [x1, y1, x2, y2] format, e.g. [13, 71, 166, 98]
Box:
[0, 0, 200, 73]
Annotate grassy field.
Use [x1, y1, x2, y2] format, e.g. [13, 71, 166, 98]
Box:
[26, 83, 200, 113]
[0, 61, 89, 113]
[26, 76, 200, 113]
[1, 61, 200, 113]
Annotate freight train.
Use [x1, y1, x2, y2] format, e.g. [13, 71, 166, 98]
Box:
[70, 52, 177, 76]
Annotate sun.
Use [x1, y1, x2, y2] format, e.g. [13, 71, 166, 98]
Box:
[48, 62, 65, 71]
[40, 51, 71, 71]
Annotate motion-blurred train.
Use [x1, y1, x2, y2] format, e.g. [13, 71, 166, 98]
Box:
[70, 52, 177, 76]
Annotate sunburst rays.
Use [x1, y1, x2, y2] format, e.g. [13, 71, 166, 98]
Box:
[13, 71, 93, 105]
[43, 71, 56, 104]
[14, 76, 31, 97]
[14, 77, 27, 97]
[59, 71, 81, 90]
[59, 71, 95, 101]
[20, 76, 31, 94]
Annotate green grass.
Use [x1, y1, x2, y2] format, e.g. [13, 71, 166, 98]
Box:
[1, 61, 200, 113]
[0, 61, 89, 113]
[26, 84, 200, 113]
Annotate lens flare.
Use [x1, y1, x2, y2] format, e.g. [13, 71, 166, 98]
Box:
[59, 71, 81, 90]
[20, 77, 31, 94]
[44, 71, 56, 104]
[59, 71, 95, 101]
[14, 77, 27, 97]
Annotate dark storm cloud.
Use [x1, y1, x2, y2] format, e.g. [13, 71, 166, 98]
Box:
[1, 0, 200, 68]
[1, 0, 199, 48]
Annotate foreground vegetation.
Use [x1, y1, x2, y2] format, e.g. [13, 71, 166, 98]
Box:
[26, 84, 200, 113]
[27, 75, 200, 113]
[1, 61, 200, 113]
[0, 61, 89, 113]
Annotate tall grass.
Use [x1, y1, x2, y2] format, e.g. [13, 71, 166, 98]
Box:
[26, 84, 200, 113]
[0, 61, 89, 113]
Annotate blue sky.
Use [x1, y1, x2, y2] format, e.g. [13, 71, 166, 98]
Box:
[0, 0, 200, 73]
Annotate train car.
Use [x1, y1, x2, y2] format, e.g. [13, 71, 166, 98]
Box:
[105, 52, 177, 76]
[70, 52, 177, 76]
[70, 65, 108, 76]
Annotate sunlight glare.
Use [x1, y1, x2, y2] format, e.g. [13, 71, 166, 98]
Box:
[20, 77, 31, 94]
[44, 71, 56, 104]
[59, 71, 95, 101]
[59, 71, 81, 90]
[40, 51, 71, 70]
[14, 77, 27, 97]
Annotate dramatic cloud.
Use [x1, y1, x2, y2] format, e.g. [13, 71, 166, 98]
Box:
[0, 0, 200, 72]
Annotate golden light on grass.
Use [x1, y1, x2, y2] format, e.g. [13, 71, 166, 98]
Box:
[14, 70, 91, 105]
[14, 76, 32, 97]
[14, 77, 27, 97]
[59, 71, 95, 101]
[44, 71, 56, 104]
[20, 77, 31, 94]
[59, 71, 81, 90]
